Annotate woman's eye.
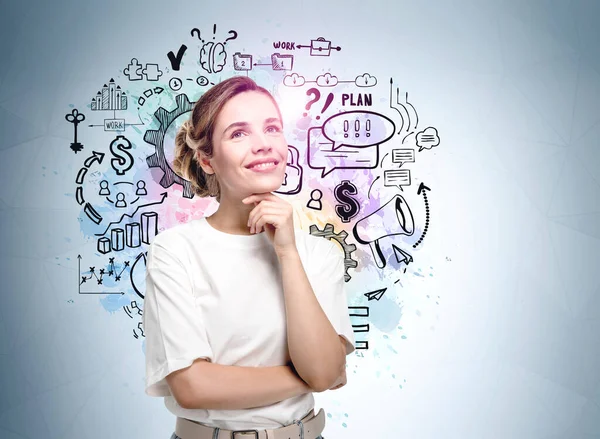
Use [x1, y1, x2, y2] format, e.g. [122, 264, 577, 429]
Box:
[231, 131, 245, 138]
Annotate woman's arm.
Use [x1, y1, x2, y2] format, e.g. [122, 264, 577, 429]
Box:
[278, 250, 347, 391]
[166, 359, 313, 410]
[242, 192, 348, 392]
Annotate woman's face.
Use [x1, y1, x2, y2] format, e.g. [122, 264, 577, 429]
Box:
[203, 90, 288, 201]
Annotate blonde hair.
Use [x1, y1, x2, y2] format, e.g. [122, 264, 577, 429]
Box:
[173, 76, 282, 203]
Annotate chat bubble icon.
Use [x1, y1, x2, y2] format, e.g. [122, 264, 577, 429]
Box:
[384, 169, 411, 189]
[391, 149, 416, 167]
[307, 127, 378, 178]
[416, 126, 440, 151]
[322, 110, 396, 151]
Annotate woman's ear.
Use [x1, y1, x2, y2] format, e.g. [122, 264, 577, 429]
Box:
[197, 151, 215, 175]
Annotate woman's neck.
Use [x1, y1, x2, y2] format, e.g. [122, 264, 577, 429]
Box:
[206, 196, 256, 235]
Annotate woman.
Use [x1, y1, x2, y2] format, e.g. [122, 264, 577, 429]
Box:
[142, 76, 356, 439]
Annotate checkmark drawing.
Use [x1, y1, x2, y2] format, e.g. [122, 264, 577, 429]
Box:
[167, 44, 187, 71]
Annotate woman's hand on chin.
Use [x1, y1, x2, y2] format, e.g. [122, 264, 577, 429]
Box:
[242, 192, 297, 257]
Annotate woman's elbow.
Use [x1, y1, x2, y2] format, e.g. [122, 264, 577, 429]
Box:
[165, 358, 210, 409]
[312, 364, 346, 392]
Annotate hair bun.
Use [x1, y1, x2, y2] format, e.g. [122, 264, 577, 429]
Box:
[182, 119, 198, 151]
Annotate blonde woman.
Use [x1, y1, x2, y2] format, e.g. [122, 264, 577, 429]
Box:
[142, 76, 355, 439]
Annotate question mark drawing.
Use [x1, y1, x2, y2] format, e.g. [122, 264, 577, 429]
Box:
[304, 88, 321, 117]
[190, 28, 203, 42]
[225, 30, 238, 43]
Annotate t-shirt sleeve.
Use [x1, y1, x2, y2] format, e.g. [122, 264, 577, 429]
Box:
[309, 238, 356, 356]
[142, 238, 213, 397]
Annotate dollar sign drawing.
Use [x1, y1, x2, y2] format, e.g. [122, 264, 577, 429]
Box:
[110, 135, 134, 176]
[334, 180, 360, 223]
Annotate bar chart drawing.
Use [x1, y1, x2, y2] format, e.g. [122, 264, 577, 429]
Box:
[97, 211, 158, 253]
[91, 78, 128, 111]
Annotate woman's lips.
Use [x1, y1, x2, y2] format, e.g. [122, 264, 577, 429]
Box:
[246, 161, 278, 172]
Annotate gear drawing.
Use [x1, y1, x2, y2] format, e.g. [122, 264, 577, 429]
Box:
[309, 223, 358, 282]
[145, 93, 195, 198]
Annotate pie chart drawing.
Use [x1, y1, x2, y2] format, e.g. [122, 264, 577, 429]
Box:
[131, 251, 147, 300]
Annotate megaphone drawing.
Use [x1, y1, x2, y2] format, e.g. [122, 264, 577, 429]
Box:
[352, 194, 415, 269]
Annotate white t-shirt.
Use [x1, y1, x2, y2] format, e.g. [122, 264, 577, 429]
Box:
[142, 216, 356, 430]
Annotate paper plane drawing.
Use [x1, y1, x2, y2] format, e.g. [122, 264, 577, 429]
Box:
[364, 287, 387, 301]
[392, 244, 413, 265]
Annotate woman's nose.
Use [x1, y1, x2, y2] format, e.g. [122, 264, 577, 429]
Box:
[251, 133, 273, 153]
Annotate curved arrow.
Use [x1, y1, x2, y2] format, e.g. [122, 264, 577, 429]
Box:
[94, 192, 167, 236]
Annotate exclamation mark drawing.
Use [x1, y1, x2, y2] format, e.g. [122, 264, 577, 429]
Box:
[319, 92, 334, 119]
[366, 119, 371, 138]
[343, 119, 349, 138]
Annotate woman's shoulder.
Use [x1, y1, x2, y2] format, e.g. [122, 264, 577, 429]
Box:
[148, 219, 201, 252]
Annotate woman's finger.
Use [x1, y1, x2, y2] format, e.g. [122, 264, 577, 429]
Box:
[242, 192, 278, 205]
[249, 205, 287, 233]
[247, 200, 279, 227]
[254, 214, 280, 233]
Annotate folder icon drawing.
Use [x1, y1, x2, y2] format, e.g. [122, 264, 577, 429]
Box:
[271, 53, 294, 71]
[233, 53, 253, 71]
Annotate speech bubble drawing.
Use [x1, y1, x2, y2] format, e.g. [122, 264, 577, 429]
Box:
[307, 127, 379, 178]
[384, 169, 411, 189]
[392, 148, 416, 166]
[416, 126, 440, 151]
[322, 110, 396, 151]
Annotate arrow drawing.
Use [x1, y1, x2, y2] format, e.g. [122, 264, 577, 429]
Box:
[94, 192, 167, 236]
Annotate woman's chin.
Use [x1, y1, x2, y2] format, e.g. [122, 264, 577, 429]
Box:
[249, 178, 286, 194]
